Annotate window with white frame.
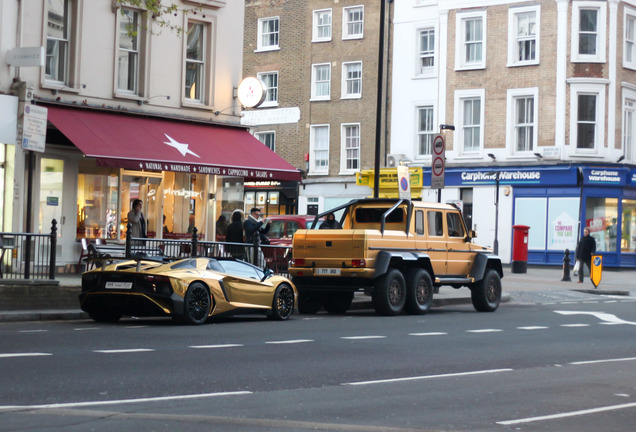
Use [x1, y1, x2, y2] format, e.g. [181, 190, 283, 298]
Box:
[117, 8, 141, 94]
[255, 131, 276, 152]
[570, 83, 605, 153]
[257, 17, 280, 51]
[313, 9, 332, 42]
[625, 9, 636, 69]
[572, 2, 606, 63]
[455, 89, 485, 154]
[185, 22, 206, 103]
[507, 88, 538, 153]
[342, 62, 362, 99]
[343, 6, 364, 39]
[341, 123, 360, 172]
[257, 72, 278, 106]
[456, 11, 486, 70]
[508, 5, 539, 66]
[418, 28, 435, 73]
[46, 0, 73, 84]
[310, 125, 330, 174]
[417, 106, 435, 156]
[311, 63, 331, 100]
[623, 96, 635, 161]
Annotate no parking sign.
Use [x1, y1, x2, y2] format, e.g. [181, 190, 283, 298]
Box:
[590, 254, 602, 288]
[397, 165, 411, 199]
[431, 135, 445, 189]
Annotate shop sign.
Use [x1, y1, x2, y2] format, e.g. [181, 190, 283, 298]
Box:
[0, 95, 18, 145]
[46, 196, 59, 206]
[241, 107, 301, 126]
[22, 104, 48, 152]
[581, 168, 625, 186]
[7, 47, 45, 67]
[420, 165, 581, 187]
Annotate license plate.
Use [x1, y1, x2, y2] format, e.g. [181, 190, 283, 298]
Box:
[105, 281, 133, 289]
[316, 268, 341, 276]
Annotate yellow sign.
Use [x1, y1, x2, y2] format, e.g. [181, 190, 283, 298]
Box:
[590, 254, 602, 288]
[356, 168, 423, 199]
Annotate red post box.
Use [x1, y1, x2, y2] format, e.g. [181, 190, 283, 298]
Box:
[511, 225, 530, 273]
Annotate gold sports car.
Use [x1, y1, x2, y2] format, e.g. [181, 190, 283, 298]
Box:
[80, 257, 296, 325]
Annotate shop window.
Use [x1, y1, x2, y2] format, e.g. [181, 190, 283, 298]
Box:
[585, 197, 618, 252]
[77, 172, 119, 240]
[622, 200, 636, 252]
[163, 172, 206, 239]
[514, 197, 547, 250]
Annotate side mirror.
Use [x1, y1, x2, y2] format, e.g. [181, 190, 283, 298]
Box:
[260, 268, 273, 282]
[465, 230, 477, 242]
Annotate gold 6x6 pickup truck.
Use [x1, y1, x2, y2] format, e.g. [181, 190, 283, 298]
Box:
[288, 198, 503, 316]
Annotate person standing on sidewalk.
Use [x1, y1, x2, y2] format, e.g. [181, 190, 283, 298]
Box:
[576, 227, 596, 283]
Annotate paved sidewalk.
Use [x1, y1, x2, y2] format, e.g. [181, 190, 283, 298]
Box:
[0, 266, 633, 322]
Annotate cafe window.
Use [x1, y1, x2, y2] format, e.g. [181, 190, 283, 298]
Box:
[77, 163, 119, 240]
[163, 172, 206, 239]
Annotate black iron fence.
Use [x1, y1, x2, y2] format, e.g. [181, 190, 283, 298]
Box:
[0, 220, 57, 280]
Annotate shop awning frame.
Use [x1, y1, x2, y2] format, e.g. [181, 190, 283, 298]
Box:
[46, 105, 301, 181]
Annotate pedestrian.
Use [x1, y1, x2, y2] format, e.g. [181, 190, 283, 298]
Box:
[575, 227, 596, 283]
[226, 210, 245, 259]
[215, 214, 228, 241]
[319, 212, 341, 229]
[127, 199, 146, 240]
[243, 207, 271, 266]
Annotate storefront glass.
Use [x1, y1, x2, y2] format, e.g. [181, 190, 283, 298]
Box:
[622, 199, 636, 252]
[77, 161, 119, 240]
[215, 176, 244, 230]
[585, 197, 618, 252]
[162, 172, 206, 239]
[514, 197, 547, 249]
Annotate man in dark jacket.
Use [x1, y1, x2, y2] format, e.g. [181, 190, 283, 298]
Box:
[243, 208, 271, 266]
[576, 227, 596, 283]
[319, 212, 341, 229]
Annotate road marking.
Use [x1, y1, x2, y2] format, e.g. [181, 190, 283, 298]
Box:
[517, 326, 549, 330]
[19, 329, 48, 333]
[497, 402, 636, 425]
[189, 344, 243, 349]
[555, 310, 636, 326]
[569, 357, 636, 366]
[74, 327, 100, 331]
[0, 391, 253, 411]
[561, 324, 590, 327]
[409, 332, 447, 336]
[93, 349, 155, 354]
[265, 339, 313, 344]
[343, 368, 513, 386]
[466, 329, 502, 333]
[0, 353, 52, 358]
[340, 336, 386, 340]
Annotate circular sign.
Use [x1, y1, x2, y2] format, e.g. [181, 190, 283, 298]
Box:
[433, 135, 445, 155]
[400, 176, 409, 191]
[433, 157, 444, 176]
[237, 77, 266, 108]
[594, 256, 601, 266]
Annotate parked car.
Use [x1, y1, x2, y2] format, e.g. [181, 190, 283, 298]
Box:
[266, 215, 323, 246]
[80, 257, 296, 325]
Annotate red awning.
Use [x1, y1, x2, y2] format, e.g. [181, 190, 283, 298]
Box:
[46, 105, 301, 181]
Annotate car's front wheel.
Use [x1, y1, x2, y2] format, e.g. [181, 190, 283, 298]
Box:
[270, 283, 294, 320]
[183, 282, 212, 325]
[471, 269, 502, 312]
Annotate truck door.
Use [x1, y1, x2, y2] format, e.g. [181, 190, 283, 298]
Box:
[426, 210, 447, 275]
[446, 211, 473, 276]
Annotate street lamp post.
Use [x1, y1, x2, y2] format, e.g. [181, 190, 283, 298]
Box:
[487, 169, 500, 256]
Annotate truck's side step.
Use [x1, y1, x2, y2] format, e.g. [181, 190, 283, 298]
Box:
[435, 277, 473, 285]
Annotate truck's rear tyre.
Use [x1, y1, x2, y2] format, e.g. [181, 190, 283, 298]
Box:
[404, 268, 433, 315]
[323, 292, 353, 314]
[471, 269, 502, 312]
[372, 268, 406, 316]
[298, 292, 322, 314]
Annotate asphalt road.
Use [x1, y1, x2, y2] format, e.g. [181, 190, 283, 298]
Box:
[1, 294, 635, 432]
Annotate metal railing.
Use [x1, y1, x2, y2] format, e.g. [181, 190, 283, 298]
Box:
[0, 220, 57, 280]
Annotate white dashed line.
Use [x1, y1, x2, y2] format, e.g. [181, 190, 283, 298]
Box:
[569, 357, 636, 366]
[340, 336, 387, 340]
[466, 329, 502, 333]
[19, 329, 48, 333]
[265, 339, 313, 344]
[343, 368, 513, 386]
[190, 344, 243, 349]
[74, 327, 100, 331]
[561, 324, 590, 327]
[0, 353, 52, 358]
[517, 326, 549, 330]
[498, 402, 636, 425]
[409, 332, 447, 336]
[93, 349, 155, 354]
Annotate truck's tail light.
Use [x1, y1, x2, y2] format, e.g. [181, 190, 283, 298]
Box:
[352, 259, 366, 268]
[291, 258, 305, 266]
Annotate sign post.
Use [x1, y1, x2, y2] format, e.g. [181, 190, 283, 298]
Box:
[431, 135, 445, 202]
[397, 165, 411, 200]
[590, 254, 602, 288]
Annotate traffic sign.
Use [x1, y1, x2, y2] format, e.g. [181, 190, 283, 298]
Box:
[431, 135, 445, 189]
[590, 254, 602, 288]
[397, 165, 411, 199]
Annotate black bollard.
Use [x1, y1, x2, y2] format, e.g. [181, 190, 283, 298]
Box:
[561, 248, 571, 282]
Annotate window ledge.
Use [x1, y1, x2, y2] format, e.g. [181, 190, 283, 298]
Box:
[312, 38, 332, 43]
[454, 65, 486, 71]
[342, 35, 363, 41]
[507, 61, 540, 68]
[308, 172, 330, 176]
[255, 47, 280, 53]
[181, 100, 212, 110]
[310, 97, 331, 102]
[340, 95, 361, 100]
[42, 83, 82, 94]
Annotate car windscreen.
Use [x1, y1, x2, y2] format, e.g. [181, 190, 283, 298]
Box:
[217, 260, 263, 280]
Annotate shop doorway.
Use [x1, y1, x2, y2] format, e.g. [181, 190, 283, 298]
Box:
[120, 171, 163, 240]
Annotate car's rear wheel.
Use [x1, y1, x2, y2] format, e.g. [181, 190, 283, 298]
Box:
[372, 268, 406, 316]
[183, 282, 212, 325]
[471, 269, 502, 312]
[270, 283, 294, 320]
[297, 292, 322, 314]
[404, 268, 433, 315]
[89, 310, 122, 323]
[323, 292, 353, 314]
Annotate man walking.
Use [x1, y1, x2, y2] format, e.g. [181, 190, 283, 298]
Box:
[576, 227, 596, 283]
